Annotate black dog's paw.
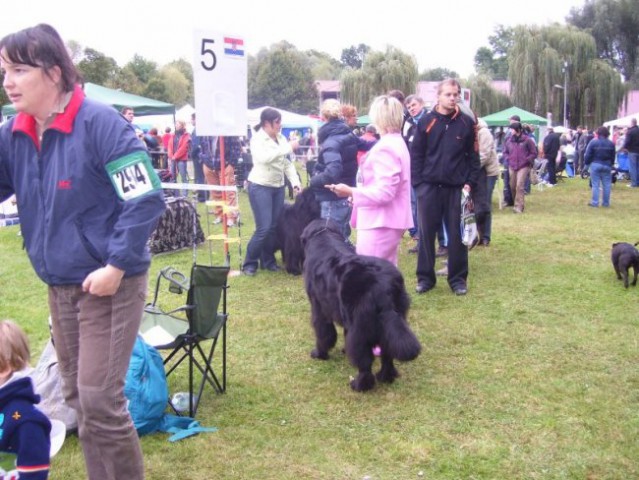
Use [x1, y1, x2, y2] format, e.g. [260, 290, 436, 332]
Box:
[350, 371, 376, 392]
[376, 365, 399, 384]
[311, 349, 329, 360]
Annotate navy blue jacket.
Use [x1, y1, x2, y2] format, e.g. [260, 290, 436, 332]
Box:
[0, 376, 51, 480]
[585, 137, 616, 166]
[0, 85, 166, 285]
[310, 120, 359, 202]
[410, 105, 480, 189]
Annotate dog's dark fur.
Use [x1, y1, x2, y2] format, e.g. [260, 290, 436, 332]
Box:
[300, 219, 421, 392]
[275, 188, 320, 275]
[611, 242, 639, 288]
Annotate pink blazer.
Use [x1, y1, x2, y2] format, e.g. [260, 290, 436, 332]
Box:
[351, 133, 413, 230]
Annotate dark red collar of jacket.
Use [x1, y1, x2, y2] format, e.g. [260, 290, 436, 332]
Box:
[12, 84, 86, 147]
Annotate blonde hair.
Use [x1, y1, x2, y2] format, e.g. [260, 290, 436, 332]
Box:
[369, 95, 404, 135]
[0, 320, 30, 373]
[320, 99, 342, 121]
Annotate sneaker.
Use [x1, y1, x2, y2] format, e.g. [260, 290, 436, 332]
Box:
[408, 244, 419, 254]
[213, 217, 222, 225]
[453, 286, 468, 296]
[242, 267, 256, 277]
[436, 266, 448, 276]
[435, 246, 448, 258]
[227, 219, 235, 227]
[415, 282, 434, 294]
[513, 207, 523, 214]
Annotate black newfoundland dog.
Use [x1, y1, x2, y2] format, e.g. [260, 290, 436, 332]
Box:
[275, 188, 320, 275]
[611, 241, 639, 288]
[300, 219, 421, 392]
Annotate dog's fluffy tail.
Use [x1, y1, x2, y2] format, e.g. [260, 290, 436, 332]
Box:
[380, 311, 421, 362]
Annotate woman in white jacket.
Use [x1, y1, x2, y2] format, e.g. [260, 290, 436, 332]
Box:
[242, 108, 301, 276]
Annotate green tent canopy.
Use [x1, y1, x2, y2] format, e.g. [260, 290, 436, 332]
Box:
[356, 114, 371, 126]
[2, 82, 175, 118]
[480, 106, 548, 127]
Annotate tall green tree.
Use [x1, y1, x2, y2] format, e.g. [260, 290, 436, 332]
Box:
[156, 65, 190, 107]
[248, 42, 317, 113]
[474, 25, 514, 79]
[341, 46, 418, 112]
[164, 59, 193, 105]
[509, 24, 624, 128]
[123, 55, 158, 85]
[304, 49, 343, 81]
[568, 0, 639, 82]
[419, 67, 458, 81]
[340, 44, 371, 69]
[76, 48, 120, 86]
[463, 75, 512, 117]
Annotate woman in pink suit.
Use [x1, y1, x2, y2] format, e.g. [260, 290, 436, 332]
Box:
[327, 95, 413, 265]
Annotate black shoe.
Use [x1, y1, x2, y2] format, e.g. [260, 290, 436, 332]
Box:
[243, 267, 257, 276]
[408, 245, 419, 254]
[481, 238, 490, 246]
[453, 286, 468, 296]
[435, 247, 448, 257]
[415, 282, 434, 294]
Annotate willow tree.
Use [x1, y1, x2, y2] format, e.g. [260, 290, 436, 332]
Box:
[509, 24, 624, 128]
[464, 74, 512, 117]
[340, 46, 418, 112]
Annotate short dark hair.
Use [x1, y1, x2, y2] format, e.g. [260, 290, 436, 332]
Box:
[0, 23, 81, 93]
[596, 126, 610, 138]
[437, 78, 461, 95]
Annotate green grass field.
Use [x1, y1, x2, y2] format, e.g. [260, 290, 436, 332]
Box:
[1, 174, 638, 480]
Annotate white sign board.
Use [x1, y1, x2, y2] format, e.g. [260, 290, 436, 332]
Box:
[192, 30, 248, 136]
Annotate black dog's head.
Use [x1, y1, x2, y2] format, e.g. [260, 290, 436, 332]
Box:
[300, 218, 341, 248]
[293, 188, 321, 221]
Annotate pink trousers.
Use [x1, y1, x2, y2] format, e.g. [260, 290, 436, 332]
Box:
[356, 227, 404, 266]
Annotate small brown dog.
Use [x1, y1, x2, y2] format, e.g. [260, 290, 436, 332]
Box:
[611, 242, 639, 288]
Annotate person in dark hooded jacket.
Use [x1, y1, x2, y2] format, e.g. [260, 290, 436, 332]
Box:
[0, 320, 51, 480]
[310, 99, 359, 240]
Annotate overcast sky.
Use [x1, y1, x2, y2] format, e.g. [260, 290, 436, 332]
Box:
[1, 0, 583, 78]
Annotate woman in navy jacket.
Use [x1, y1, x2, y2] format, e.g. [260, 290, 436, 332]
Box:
[0, 24, 165, 480]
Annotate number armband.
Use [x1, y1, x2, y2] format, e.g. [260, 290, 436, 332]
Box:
[106, 152, 161, 201]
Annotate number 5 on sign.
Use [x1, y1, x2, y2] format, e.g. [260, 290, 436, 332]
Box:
[193, 30, 248, 136]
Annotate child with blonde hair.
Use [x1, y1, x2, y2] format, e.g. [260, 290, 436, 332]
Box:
[0, 320, 51, 479]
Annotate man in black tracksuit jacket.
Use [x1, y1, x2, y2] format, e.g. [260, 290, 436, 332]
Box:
[410, 79, 480, 296]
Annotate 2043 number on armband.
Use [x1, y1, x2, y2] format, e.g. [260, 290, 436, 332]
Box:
[106, 152, 161, 201]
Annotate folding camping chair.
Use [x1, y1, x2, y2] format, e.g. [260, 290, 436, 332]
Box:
[140, 263, 230, 418]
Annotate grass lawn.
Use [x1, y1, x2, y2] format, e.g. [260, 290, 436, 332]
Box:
[1, 174, 638, 479]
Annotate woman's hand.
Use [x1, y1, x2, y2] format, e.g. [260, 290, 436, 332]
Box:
[325, 183, 352, 198]
[82, 265, 125, 296]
